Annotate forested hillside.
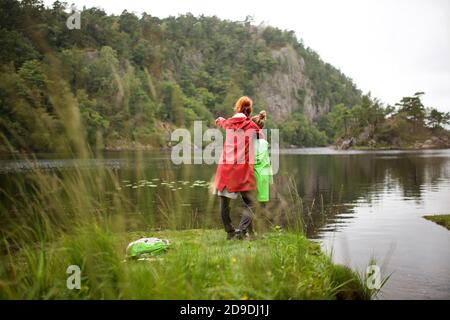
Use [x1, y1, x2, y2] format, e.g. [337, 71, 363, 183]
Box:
[0, 0, 365, 152]
[1, 0, 448, 153]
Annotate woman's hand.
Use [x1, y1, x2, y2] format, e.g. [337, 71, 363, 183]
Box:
[215, 117, 225, 126]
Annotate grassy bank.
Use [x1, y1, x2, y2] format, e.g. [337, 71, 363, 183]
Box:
[0, 144, 372, 299]
[0, 227, 370, 299]
[424, 214, 450, 231]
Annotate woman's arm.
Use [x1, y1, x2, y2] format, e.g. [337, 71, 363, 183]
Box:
[215, 117, 226, 128]
[250, 121, 265, 139]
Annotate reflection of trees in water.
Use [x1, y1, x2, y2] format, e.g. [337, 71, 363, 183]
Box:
[276, 154, 450, 237]
[2, 153, 449, 236]
[386, 155, 450, 199]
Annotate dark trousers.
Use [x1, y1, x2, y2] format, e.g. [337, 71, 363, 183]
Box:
[220, 191, 255, 234]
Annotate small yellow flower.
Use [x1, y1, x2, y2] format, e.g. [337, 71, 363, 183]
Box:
[230, 257, 237, 264]
[241, 294, 249, 300]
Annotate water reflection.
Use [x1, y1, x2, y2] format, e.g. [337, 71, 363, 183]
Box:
[1, 148, 450, 299]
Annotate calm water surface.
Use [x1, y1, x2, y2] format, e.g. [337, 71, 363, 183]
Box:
[1, 148, 449, 299]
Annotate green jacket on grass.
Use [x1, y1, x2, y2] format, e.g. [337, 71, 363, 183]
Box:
[254, 138, 273, 202]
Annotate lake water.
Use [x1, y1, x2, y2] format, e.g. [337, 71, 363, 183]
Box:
[1, 147, 449, 299]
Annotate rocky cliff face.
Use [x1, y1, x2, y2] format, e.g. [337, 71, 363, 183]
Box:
[255, 45, 331, 122]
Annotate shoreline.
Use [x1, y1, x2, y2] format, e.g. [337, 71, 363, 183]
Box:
[348, 145, 450, 151]
[423, 214, 450, 231]
[2, 145, 450, 157]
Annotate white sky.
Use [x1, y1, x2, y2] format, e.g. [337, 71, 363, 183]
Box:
[44, 0, 450, 111]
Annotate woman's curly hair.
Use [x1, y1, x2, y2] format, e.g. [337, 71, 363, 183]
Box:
[234, 96, 253, 117]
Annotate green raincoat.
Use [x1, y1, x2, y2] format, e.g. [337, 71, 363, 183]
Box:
[254, 139, 273, 202]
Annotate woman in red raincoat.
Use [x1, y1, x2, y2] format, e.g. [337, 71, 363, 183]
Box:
[213, 96, 261, 240]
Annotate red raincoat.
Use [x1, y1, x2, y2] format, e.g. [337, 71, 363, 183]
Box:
[214, 114, 261, 193]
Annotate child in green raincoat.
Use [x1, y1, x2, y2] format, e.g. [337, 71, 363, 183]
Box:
[252, 111, 273, 203]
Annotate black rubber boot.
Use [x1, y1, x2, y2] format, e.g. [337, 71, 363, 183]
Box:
[226, 231, 236, 240]
[234, 229, 245, 240]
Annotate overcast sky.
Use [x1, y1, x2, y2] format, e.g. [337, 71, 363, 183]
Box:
[44, 0, 450, 111]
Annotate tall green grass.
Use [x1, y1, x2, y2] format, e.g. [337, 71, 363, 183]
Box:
[0, 154, 373, 299]
[0, 63, 373, 298]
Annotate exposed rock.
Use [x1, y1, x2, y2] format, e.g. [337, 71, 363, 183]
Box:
[183, 49, 203, 72]
[413, 136, 450, 149]
[431, 136, 441, 144]
[255, 46, 306, 121]
[180, 43, 340, 124]
[337, 137, 356, 150]
[357, 126, 372, 144]
[255, 45, 330, 122]
[84, 50, 99, 60]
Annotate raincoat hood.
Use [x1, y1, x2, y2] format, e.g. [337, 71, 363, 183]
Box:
[224, 114, 254, 130]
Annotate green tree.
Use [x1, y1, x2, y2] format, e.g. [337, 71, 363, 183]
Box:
[395, 92, 426, 132]
[281, 113, 327, 147]
[327, 103, 352, 138]
[160, 82, 184, 127]
[119, 10, 140, 38]
[0, 29, 40, 68]
[215, 81, 243, 117]
[5, 0, 427, 152]
[426, 108, 450, 129]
